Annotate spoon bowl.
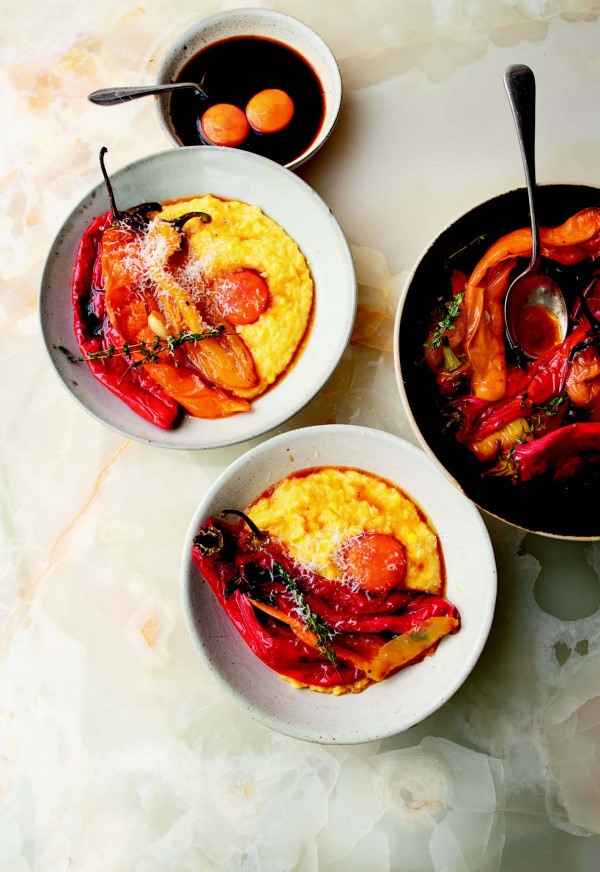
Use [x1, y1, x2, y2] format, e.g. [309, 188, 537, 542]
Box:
[505, 269, 568, 360]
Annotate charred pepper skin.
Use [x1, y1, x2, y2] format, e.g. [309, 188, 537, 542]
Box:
[192, 518, 460, 690]
[427, 211, 600, 481]
[71, 211, 180, 428]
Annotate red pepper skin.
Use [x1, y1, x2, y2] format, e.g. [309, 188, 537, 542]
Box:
[196, 549, 363, 687]
[453, 322, 590, 445]
[192, 519, 460, 689]
[242, 540, 415, 616]
[512, 422, 600, 481]
[463, 208, 600, 401]
[277, 587, 457, 636]
[72, 212, 179, 429]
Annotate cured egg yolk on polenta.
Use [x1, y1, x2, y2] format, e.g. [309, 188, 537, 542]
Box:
[248, 467, 444, 595]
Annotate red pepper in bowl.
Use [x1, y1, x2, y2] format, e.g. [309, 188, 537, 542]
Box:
[192, 514, 460, 691]
[71, 211, 180, 429]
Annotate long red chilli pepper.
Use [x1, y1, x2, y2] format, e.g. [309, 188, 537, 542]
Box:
[72, 211, 179, 428]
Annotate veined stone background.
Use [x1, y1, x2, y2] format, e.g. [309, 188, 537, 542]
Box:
[2, 1, 600, 869]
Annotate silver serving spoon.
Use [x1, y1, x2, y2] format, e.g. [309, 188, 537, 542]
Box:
[88, 82, 207, 106]
[503, 64, 568, 361]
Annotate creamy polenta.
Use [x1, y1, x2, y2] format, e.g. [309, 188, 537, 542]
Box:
[248, 467, 443, 595]
[157, 196, 314, 399]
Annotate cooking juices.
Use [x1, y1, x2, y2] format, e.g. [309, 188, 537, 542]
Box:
[514, 304, 562, 358]
[170, 37, 325, 165]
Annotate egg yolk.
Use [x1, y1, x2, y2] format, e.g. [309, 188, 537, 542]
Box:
[343, 533, 407, 595]
[200, 104, 250, 147]
[246, 89, 295, 134]
[213, 270, 269, 325]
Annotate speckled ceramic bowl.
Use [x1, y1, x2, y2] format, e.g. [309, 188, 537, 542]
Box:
[156, 8, 342, 170]
[40, 146, 355, 450]
[181, 425, 497, 744]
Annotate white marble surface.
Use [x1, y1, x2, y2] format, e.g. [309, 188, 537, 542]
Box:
[2, 1, 600, 869]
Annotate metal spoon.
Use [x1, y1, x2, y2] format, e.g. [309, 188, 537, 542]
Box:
[88, 82, 207, 106]
[503, 64, 568, 361]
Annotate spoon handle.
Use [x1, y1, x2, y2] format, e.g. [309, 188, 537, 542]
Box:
[503, 64, 539, 270]
[88, 83, 201, 106]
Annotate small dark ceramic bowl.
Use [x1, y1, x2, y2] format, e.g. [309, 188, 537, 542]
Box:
[395, 184, 600, 539]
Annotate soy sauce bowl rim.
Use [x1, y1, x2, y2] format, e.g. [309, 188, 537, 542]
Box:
[155, 8, 342, 170]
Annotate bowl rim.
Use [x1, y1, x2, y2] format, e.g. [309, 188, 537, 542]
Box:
[180, 423, 497, 743]
[155, 7, 342, 171]
[393, 182, 600, 541]
[39, 145, 356, 451]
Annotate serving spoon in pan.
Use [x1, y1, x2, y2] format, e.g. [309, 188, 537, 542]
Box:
[503, 63, 568, 363]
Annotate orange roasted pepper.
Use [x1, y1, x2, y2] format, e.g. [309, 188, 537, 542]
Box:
[464, 207, 600, 401]
[146, 220, 258, 392]
[425, 269, 468, 371]
[566, 346, 600, 408]
[102, 225, 250, 419]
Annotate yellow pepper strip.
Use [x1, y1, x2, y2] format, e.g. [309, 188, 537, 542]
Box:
[469, 417, 532, 462]
[365, 616, 459, 681]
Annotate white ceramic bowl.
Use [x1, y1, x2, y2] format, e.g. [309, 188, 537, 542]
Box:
[156, 8, 342, 170]
[181, 425, 497, 743]
[40, 147, 355, 450]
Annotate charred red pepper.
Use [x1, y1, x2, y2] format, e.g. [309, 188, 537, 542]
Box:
[192, 514, 460, 690]
[427, 215, 600, 482]
[71, 210, 179, 428]
[65, 148, 257, 425]
[490, 422, 600, 482]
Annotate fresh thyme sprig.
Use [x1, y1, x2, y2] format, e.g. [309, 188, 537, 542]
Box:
[59, 327, 224, 368]
[527, 392, 567, 434]
[273, 562, 340, 674]
[425, 290, 466, 350]
[446, 234, 488, 266]
[502, 395, 568, 461]
[507, 434, 529, 459]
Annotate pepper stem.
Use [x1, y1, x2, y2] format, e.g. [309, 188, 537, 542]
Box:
[441, 337, 461, 371]
[220, 510, 266, 541]
[170, 211, 212, 231]
[99, 147, 121, 222]
[193, 526, 224, 557]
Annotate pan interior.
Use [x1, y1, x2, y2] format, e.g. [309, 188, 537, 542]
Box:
[398, 184, 600, 539]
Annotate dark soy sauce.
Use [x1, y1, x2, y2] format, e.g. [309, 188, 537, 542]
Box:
[170, 37, 325, 165]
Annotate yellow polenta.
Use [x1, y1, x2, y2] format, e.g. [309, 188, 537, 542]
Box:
[158, 196, 314, 399]
[248, 468, 443, 594]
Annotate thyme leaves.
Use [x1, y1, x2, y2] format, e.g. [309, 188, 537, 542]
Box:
[446, 234, 488, 266]
[59, 327, 224, 373]
[273, 562, 340, 674]
[527, 392, 567, 434]
[425, 290, 465, 350]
